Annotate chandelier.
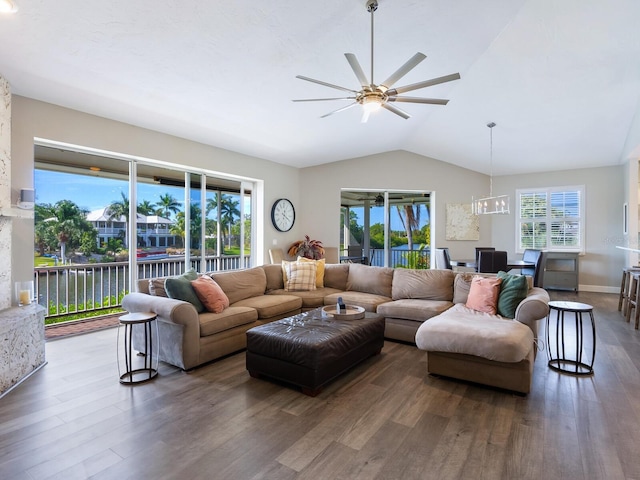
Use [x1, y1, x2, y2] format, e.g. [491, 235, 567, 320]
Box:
[472, 122, 510, 215]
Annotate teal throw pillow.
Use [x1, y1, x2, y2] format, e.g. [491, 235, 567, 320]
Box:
[164, 269, 205, 313]
[496, 271, 528, 318]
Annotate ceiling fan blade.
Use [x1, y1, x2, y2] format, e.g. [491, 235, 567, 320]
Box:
[381, 103, 410, 120]
[296, 75, 358, 94]
[320, 102, 359, 118]
[380, 52, 426, 89]
[387, 73, 461, 95]
[387, 96, 449, 105]
[292, 97, 356, 102]
[345, 53, 370, 87]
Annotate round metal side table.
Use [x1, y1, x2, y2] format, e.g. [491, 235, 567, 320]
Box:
[118, 312, 159, 384]
[546, 301, 596, 375]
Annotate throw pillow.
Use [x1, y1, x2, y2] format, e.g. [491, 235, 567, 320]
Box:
[496, 271, 529, 318]
[284, 261, 317, 292]
[297, 256, 325, 288]
[148, 277, 168, 297]
[465, 275, 502, 315]
[191, 275, 230, 313]
[164, 269, 205, 313]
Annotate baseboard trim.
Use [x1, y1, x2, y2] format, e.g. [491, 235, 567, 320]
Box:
[577, 284, 619, 294]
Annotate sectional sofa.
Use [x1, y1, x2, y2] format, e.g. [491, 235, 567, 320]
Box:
[122, 262, 549, 393]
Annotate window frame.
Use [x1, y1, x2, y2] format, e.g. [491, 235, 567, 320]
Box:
[515, 185, 585, 254]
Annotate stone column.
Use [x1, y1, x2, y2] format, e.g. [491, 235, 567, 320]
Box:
[0, 74, 46, 398]
[0, 75, 11, 310]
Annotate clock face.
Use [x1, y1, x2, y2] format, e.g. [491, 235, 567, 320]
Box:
[271, 198, 295, 232]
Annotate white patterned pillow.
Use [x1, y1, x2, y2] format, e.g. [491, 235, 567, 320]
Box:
[285, 261, 317, 291]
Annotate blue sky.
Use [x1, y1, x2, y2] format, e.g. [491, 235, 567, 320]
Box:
[36, 170, 187, 213]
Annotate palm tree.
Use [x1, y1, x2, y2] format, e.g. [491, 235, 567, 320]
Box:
[106, 192, 130, 248]
[170, 203, 202, 249]
[137, 200, 156, 216]
[43, 200, 93, 263]
[220, 194, 240, 249]
[155, 193, 181, 219]
[396, 204, 421, 251]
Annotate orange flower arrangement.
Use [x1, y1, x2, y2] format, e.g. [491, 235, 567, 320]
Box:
[287, 235, 325, 260]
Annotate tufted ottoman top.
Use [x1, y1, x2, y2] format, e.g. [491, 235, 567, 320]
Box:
[246, 308, 384, 369]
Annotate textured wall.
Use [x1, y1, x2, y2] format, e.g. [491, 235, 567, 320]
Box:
[0, 75, 12, 310]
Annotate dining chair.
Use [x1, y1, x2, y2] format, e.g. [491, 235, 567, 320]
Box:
[475, 247, 495, 272]
[323, 247, 339, 264]
[522, 249, 543, 287]
[477, 250, 507, 273]
[268, 248, 285, 264]
[434, 248, 452, 270]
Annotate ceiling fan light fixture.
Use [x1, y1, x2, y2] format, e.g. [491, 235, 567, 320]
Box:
[362, 96, 382, 113]
[0, 0, 18, 13]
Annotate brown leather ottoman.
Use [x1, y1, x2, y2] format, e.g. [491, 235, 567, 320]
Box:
[246, 308, 384, 396]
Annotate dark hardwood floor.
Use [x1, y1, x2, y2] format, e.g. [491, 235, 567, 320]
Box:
[2, 291, 640, 479]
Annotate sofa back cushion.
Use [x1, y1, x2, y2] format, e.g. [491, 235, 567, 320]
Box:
[262, 264, 285, 292]
[209, 267, 267, 304]
[323, 263, 349, 290]
[347, 264, 394, 297]
[391, 268, 455, 301]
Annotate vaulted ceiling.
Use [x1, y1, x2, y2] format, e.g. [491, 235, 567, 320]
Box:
[1, 0, 639, 175]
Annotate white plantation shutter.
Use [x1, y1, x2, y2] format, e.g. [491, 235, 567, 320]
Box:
[516, 186, 584, 253]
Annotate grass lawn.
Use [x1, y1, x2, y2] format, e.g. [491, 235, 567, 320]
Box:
[34, 255, 56, 267]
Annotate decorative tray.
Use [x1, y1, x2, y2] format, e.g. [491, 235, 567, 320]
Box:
[322, 305, 365, 320]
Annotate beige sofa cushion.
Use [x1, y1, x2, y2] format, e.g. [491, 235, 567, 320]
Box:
[268, 288, 343, 309]
[391, 268, 455, 301]
[262, 264, 285, 291]
[324, 263, 349, 290]
[324, 291, 391, 313]
[209, 267, 267, 304]
[233, 294, 302, 320]
[347, 263, 393, 297]
[199, 306, 258, 336]
[377, 299, 453, 322]
[415, 304, 534, 363]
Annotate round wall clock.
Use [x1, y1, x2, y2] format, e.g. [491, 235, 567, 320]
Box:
[271, 198, 295, 232]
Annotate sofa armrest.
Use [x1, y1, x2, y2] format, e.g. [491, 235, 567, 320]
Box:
[122, 292, 201, 369]
[514, 287, 550, 336]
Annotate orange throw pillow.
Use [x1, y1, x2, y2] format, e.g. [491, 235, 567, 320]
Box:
[465, 276, 502, 315]
[191, 275, 230, 313]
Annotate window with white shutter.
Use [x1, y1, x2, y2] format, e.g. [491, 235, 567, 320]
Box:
[516, 186, 584, 253]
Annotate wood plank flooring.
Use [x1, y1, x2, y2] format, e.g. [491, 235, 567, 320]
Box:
[2, 291, 640, 479]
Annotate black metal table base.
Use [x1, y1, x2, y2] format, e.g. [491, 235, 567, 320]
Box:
[118, 312, 159, 385]
[546, 301, 595, 376]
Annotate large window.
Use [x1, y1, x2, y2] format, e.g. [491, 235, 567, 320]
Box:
[516, 186, 584, 253]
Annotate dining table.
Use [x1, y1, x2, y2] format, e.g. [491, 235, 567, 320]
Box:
[449, 259, 535, 271]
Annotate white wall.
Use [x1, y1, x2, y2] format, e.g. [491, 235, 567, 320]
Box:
[10, 96, 626, 291]
[493, 166, 625, 291]
[11, 96, 301, 282]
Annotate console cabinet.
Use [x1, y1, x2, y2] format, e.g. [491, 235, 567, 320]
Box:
[541, 252, 579, 291]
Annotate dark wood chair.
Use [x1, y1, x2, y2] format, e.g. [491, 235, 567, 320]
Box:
[478, 250, 507, 273]
[475, 247, 495, 272]
[522, 249, 543, 287]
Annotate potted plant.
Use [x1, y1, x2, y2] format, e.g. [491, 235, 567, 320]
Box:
[288, 235, 325, 260]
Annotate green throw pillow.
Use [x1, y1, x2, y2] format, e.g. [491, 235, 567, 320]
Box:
[164, 269, 204, 313]
[496, 271, 528, 318]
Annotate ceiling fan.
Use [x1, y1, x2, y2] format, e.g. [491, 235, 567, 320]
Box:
[293, 0, 461, 123]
